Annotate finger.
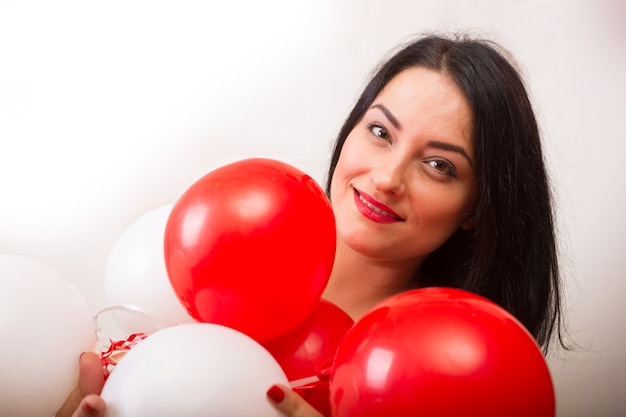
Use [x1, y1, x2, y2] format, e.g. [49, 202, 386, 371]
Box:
[78, 352, 106, 395]
[55, 353, 105, 417]
[266, 384, 324, 417]
[70, 394, 107, 417]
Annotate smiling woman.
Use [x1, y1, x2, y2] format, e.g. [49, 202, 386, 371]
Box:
[329, 67, 477, 270]
[267, 33, 567, 417]
[59, 32, 567, 417]
[323, 34, 565, 353]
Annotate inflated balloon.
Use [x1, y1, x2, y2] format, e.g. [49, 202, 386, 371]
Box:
[329, 288, 555, 417]
[262, 299, 354, 382]
[105, 203, 195, 333]
[261, 299, 351, 417]
[164, 158, 336, 341]
[0, 254, 96, 417]
[101, 323, 289, 417]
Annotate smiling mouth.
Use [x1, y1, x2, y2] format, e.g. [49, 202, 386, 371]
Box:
[355, 190, 404, 222]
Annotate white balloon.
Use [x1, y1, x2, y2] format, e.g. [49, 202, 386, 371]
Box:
[0, 254, 96, 417]
[101, 323, 289, 417]
[105, 204, 195, 333]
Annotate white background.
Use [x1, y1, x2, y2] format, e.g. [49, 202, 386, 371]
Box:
[1, 1, 625, 416]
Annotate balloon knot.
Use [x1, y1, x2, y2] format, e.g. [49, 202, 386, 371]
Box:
[291, 357, 334, 417]
[315, 356, 333, 381]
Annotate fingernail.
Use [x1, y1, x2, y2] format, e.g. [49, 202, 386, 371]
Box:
[266, 384, 285, 403]
[82, 401, 97, 415]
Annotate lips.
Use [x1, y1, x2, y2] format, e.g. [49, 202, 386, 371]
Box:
[354, 189, 404, 223]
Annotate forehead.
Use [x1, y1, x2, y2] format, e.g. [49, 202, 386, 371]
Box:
[375, 66, 474, 145]
[380, 67, 470, 116]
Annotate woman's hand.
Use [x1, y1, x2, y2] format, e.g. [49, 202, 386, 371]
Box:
[55, 352, 106, 417]
[64, 383, 318, 417]
[58, 357, 320, 417]
[266, 384, 324, 417]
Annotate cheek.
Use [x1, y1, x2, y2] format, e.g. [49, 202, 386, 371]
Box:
[458, 185, 477, 218]
[335, 136, 370, 175]
[329, 174, 340, 204]
[330, 141, 361, 192]
[410, 186, 475, 230]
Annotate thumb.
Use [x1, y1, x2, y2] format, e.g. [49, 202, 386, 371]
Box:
[266, 384, 324, 417]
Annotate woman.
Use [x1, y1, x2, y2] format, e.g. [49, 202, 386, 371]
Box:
[61, 32, 566, 417]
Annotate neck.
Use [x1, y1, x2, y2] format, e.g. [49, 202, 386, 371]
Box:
[322, 241, 421, 321]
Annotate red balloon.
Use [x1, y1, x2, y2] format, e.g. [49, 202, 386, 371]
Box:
[329, 288, 555, 417]
[164, 158, 336, 342]
[262, 299, 354, 382]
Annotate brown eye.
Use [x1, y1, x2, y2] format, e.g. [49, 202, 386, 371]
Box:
[367, 123, 391, 142]
[426, 159, 457, 177]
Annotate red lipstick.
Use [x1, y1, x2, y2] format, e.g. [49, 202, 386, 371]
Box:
[353, 189, 404, 223]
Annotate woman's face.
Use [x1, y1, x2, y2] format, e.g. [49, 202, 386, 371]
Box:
[330, 66, 476, 265]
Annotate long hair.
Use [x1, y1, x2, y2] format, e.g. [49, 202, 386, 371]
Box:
[325, 33, 565, 352]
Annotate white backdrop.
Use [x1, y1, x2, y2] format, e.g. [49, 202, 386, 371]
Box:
[1, 1, 624, 416]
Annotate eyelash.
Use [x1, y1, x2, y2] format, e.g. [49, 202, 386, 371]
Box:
[366, 122, 391, 143]
[425, 159, 457, 178]
[366, 122, 457, 178]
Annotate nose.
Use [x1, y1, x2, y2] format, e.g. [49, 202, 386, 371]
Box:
[370, 157, 407, 196]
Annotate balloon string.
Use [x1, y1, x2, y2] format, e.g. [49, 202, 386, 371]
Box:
[289, 356, 334, 388]
[93, 304, 161, 380]
[100, 332, 147, 380]
[290, 358, 334, 417]
[290, 357, 335, 417]
[95, 303, 161, 316]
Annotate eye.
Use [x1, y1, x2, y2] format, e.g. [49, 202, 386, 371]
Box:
[367, 123, 392, 143]
[425, 159, 457, 177]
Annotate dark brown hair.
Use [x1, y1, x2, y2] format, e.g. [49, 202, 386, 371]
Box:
[326, 33, 565, 352]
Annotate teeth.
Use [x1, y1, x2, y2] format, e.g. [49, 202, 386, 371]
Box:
[359, 194, 395, 218]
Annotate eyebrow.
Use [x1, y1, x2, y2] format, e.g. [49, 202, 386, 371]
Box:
[370, 103, 473, 167]
[427, 140, 474, 167]
[370, 104, 402, 130]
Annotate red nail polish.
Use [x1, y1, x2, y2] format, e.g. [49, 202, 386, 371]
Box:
[266, 385, 285, 403]
[82, 401, 97, 415]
